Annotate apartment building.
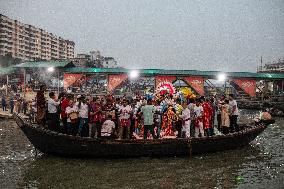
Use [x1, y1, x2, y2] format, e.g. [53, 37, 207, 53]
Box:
[0, 14, 75, 61]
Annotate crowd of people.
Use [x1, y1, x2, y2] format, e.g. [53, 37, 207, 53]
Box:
[1, 93, 29, 115]
[32, 84, 244, 140]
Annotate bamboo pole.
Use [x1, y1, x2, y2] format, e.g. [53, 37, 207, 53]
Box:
[23, 68, 26, 99]
[6, 75, 8, 95]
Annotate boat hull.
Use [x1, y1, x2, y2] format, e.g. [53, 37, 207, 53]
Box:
[13, 115, 267, 158]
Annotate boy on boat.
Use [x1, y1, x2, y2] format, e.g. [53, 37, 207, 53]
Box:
[101, 115, 116, 139]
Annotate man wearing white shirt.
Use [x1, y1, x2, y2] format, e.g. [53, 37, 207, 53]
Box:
[179, 102, 191, 138]
[229, 94, 239, 132]
[76, 96, 89, 137]
[118, 99, 132, 139]
[47, 92, 60, 131]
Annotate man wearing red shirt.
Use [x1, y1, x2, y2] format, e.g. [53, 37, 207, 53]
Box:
[61, 95, 71, 133]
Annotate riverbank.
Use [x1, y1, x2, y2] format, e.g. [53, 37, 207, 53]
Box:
[0, 109, 28, 119]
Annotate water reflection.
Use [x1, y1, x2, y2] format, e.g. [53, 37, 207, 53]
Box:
[20, 148, 261, 189]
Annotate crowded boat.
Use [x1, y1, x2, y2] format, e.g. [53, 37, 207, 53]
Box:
[27, 82, 260, 140]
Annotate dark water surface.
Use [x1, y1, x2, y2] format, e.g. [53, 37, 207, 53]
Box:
[0, 110, 283, 189]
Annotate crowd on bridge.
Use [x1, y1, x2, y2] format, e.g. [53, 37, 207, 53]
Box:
[31, 84, 243, 140]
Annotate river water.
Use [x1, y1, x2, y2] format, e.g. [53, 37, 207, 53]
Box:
[0, 110, 283, 189]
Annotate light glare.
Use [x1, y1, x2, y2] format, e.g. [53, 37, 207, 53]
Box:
[217, 73, 226, 82]
[47, 67, 55, 72]
[129, 70, 139, 79]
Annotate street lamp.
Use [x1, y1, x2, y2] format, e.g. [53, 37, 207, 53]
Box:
[129, 70, 139, 79]
[47, 67, 55, 72]
[217, 73, 227, 82]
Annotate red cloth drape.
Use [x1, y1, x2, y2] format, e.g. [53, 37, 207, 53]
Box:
[107, 74, 128, 92]
[232, 78, 256, 97]
[183, 76, 205, 96]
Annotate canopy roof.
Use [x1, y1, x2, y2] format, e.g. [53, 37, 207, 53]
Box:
[0, 66, 16, 75]
[64, 67, 284, 80]
[14, 60, 75, 68]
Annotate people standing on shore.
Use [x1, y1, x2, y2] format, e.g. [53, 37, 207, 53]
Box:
[14, 97, 21, 114]
[22, 99, 28, 115]
[9, 96, 14, 114]
[228, 94, 239, 132]
[1, 95, 7, 111]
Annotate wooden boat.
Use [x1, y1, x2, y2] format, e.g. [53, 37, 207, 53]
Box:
[13, 114, 274, 158]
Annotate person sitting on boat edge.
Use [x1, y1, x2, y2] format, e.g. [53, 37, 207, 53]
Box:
[101, 114, 116, 139]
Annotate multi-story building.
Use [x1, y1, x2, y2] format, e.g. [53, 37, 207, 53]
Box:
[257, 59, 284, 73]
[102, 57, 117, 68]
[0, 14, 75, 61]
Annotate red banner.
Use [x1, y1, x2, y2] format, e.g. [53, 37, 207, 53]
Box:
[155, 76, 177, 90]
[183, 76, 205, 96]
[63, 74, 85, 89]
[108, 74, 128, 92]
[232, 78, 256, 97]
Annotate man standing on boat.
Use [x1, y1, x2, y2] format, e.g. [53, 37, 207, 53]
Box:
[36, 84, 47, 126]
[47, 92, 60, 131]
[179, 102, 191, 138]
[193, 99, 204, 137]
[228, 94, 239, 132]
[118, 99, 132, 139]
[141, 99, 156, 139]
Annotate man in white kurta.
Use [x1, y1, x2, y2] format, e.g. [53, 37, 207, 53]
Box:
[179, 103, 191, 138]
